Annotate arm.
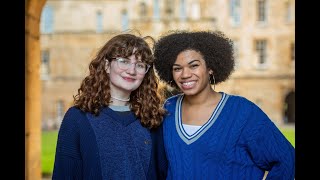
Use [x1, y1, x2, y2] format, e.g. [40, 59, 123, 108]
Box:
[148, 123, 168, 180]
[244, 105, 295, 180]
[52, 107, 83, 180]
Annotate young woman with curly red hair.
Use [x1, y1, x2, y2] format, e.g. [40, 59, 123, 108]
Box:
[53, 33, 167, 179]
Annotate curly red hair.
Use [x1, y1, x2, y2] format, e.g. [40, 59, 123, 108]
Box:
[73, 33, 166, 129]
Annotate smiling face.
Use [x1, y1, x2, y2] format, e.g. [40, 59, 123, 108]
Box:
[172, 49, 212, 96]
[106, 53, 146, 95]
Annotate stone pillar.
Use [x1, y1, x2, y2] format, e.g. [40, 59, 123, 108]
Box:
[25, 0, 46, 179]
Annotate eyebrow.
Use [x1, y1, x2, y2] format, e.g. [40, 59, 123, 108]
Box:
[173, 59, 200, 66]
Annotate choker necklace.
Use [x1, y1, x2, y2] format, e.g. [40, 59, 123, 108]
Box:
[111, 96, 130, 102]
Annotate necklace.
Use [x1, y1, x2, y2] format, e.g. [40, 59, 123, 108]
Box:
[111, 96, 130, 102]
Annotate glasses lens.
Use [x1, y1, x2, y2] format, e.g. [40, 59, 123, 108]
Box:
[135, 62, 148, 74]
[116, 58, 131, 70]
[115, 57, 149, 74]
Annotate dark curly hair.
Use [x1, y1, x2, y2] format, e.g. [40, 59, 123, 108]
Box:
[153, 30, 235, 88]
[73, 33, 166, 129]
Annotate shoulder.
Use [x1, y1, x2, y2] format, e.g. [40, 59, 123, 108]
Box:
[226, 93, 253, 104]
[228, 94, 273, 128]
[164, 93, 183, 107]
[60, 106, 87, 128]
[225, 93, 259, 110]
[224, 93, 269, 123]
[65, 106, 85, 116]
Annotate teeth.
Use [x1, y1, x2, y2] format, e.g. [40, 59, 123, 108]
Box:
[182, 82, 195, 86]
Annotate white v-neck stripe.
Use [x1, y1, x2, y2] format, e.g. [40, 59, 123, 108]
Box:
[175, 92, 229, 145]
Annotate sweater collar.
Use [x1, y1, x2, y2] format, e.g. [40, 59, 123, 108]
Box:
[101, 106, 138, 127]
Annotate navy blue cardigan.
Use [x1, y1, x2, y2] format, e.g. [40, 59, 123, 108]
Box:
[52, 107, 167, 179]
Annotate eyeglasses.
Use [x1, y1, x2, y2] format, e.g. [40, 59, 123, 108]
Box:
[112, 57, 151, 74]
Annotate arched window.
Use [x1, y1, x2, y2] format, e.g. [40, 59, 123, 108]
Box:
[40, 5, 54, 34]
[284, 91, 295, 123]
[40, 50, 50, 80]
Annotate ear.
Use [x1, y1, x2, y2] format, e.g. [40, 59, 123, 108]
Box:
[105, 60, 110, 73]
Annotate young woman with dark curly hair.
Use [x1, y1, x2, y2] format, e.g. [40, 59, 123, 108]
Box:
[153, 30, 295, 179]
[52, 33, 167, 179]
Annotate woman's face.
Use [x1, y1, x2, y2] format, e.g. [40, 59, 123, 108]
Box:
[106, 53, 147, 94]
[172, 49, 211, 96]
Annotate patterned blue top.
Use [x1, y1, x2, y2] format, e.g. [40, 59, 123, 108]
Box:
[163, 92, 295, 179]
[52, 106, 167, 180]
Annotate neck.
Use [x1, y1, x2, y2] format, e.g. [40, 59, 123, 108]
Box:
[111, 96, 130, 102]
[184, 89, 217, 106]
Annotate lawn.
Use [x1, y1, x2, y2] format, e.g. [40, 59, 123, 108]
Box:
[41, 128, 295, 175]
[42, 130, 58, 175]
[280, 128, 295, 147]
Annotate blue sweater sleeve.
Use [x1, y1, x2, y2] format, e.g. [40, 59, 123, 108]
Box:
[147, 123, 168, 180]
[242, 104, 295, 180]
[52, 107, 83, 180]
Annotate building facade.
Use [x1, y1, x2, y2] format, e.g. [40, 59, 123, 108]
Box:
[40, 0, 295, 130]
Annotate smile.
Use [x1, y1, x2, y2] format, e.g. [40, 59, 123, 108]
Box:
[181, 81, 196, 88]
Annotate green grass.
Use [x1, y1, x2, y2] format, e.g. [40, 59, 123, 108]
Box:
[41, 127, 295, 175]
[42, 130, 58, 175]
[280, 128, 295, 147]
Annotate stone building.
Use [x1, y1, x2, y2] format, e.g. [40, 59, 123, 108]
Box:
[40, 0, 295, 130]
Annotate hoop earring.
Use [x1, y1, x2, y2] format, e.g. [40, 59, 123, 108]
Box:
[209, 73, 216, 91]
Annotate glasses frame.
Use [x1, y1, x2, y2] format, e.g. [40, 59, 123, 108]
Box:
[111, 57, 151, 74]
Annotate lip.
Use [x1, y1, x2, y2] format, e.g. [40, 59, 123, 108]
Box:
[122, 76, 136, 82]
[180, 80, 196, 90]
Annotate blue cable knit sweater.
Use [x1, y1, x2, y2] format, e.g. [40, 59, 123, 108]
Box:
[52, 106, 167, 180]
[163, 93, 295, 179]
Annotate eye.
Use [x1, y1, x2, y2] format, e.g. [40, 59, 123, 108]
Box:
[190, 64, 199, 69]
[136, 62, 146, 69]
[173, 67, 182, 72]
[117, 58, 130, 64]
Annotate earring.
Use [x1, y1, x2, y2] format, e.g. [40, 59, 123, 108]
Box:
[209, 73, 216, 91]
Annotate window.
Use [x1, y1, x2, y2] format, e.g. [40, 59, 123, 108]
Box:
[255, 40, 267, 66]
[121, 10, 129, 31]
[165, 0, 174, 16]
[232, 40, 240, 68]
[180, 0, 187, 20]
[230, 0, 241, 25]
[40, 50, 50, 79]
[40, 5, 54, 34]
[191, 2, 200, 20]
[140, 2, 147, 18]
[153, 0, 160, 20]
[257, 0, 267, 22]
[56, 100, 65, 128]
[285, 1, 293, 23]
[96, 11, 103, 33]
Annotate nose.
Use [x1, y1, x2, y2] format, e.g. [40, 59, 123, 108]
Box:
[126, 63, 137, 74]
[181, 68, 192, 79]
